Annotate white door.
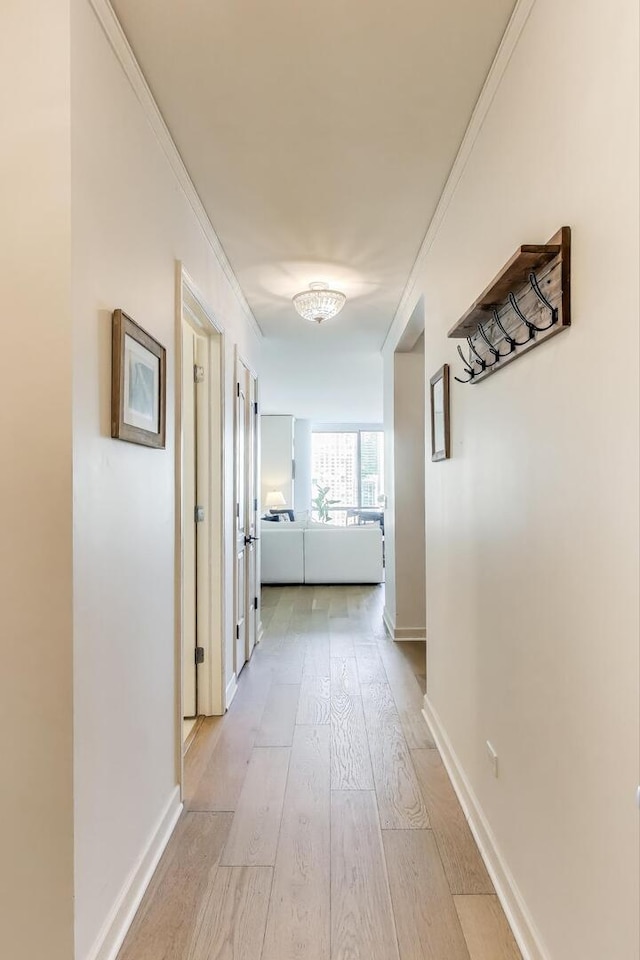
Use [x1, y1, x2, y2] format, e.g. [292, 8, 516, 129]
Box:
[245, 374, 259, 660]
[179, 271, 226, 730]
[235, 359, 260, 676]
[182, 323, 198, 717]
[234, 365, 248, 676]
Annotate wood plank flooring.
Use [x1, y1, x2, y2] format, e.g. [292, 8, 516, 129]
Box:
[261, 725, 330, 960]
[331, 790, 400, 960]
[117, 584, 521, 960]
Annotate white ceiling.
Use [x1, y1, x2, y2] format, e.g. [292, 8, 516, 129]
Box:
[111, 0, 516, 349]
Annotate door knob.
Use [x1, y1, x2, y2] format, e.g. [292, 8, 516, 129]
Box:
[244, 535, 259, 545]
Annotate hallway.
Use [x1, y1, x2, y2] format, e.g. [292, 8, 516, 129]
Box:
[118, 585, 521, 960]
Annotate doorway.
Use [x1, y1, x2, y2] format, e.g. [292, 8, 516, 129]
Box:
[181, 320, 203, 733]
[177, 268, 225, 766]
[234, 354, 260, 680]
[385, 298, 427, 643]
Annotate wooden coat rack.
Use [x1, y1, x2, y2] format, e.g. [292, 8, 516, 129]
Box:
[449, 227, 571, 383]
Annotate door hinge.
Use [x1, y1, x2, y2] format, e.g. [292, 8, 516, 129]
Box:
[236, 502, 240, 518]
[254, 595, 259, 611]
[195, 505, 205, 523]
[195, 646, 205, 665]
[235, 624, 240, 640]
[236, 382, 240, 397]
[254, 401, 258, 415]
[253, 497, 258, 512]
[193, 364, 205, 384]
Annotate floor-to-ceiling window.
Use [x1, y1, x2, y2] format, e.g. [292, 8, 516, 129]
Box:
[311, 429, 384, 524]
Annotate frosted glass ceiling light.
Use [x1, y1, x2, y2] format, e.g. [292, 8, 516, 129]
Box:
[292, 281, 346, 324]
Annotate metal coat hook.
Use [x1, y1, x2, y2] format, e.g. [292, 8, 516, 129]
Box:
[468, 333, 499, 369]
[456, 344, 474, 372]
[454, 344, 476, 383]
[477, 320, 509, 360]
[508, 291, 539, 336]
[466, 336, 488, 370]
[492, 308, 532, 348]
[529, 271, 558, 330]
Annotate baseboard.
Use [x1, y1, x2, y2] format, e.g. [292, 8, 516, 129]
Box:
[225, 672, 238, 710]
[183, 715, 204, 754]
[383, 606, 426, 641]
[422, 697, 550, 960]
[85, 785, 183, 960]
[394, 626, 426, 641]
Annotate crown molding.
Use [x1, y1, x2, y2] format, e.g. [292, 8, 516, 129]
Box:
[87, 0, 263, 340]
[382, 0, 537, 353]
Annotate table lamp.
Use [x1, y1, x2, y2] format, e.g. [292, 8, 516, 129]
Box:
[265, 490, 286, 511]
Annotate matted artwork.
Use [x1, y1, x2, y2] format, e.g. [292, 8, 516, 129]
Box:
[111, 309, 166, 448]
[429, 363, 450, 461]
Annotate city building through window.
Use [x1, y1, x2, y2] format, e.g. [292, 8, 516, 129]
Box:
[311, 430, 384, 524]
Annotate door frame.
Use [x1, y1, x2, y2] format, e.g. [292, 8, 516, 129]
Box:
[175, 265, 226, 792]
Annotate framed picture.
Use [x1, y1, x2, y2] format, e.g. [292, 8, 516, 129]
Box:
[429, 363, 450, 461]
[111, 309, 166, 448]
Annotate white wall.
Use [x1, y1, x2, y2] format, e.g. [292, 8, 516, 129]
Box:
[383, 347, 397, 624]
[389, 337, 426, 635]
[384, 1, 639, 957]
[293, 419, 313, 516]
[383, 303, 425, 628]
[71, 2, 260, 958]
[261, 340, 383, 422]
[0, 5, 74, 958]
[260, 415, 294, 509]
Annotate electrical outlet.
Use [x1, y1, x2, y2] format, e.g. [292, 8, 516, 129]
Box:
[486, 740, 499, 778]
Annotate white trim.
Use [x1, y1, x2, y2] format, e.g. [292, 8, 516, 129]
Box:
[87, 0, 262, 341]
[383, 606, 426, 641]
[422, 696, 551, 960]
[85, 787, 183, 960]
[382, 0, 537, 352]
[225, 672, 238, 709]
[182, 273, 224, 336]
[383, 606, 395, 638]
[179, 266, 227, 720]
[236, 345, 259, 382]
[393, 629, 426, 641]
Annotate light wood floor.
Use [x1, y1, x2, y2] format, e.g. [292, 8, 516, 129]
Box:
[118, 584, 522, 960]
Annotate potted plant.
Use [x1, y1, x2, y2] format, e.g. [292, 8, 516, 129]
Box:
[312, 481, 341, 523]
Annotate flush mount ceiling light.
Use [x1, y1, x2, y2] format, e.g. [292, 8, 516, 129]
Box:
[292, 281, 346, 324]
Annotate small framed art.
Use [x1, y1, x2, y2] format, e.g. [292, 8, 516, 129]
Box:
[429, 363, 450, 461]
[111, 309, 166, 448]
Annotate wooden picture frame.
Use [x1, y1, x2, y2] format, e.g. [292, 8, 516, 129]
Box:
[429, 363, 450, 461]
[111, 309, 166, 448]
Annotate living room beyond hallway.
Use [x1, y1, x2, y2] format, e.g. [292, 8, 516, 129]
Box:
[117, 584, 521, 960]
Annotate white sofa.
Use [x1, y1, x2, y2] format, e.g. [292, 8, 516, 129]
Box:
[260, 526, 304, 584]
[260, 520, 383, 584]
